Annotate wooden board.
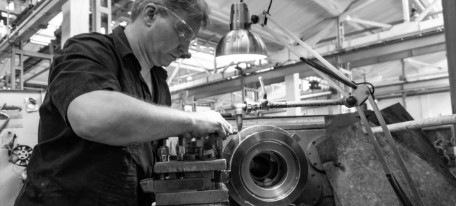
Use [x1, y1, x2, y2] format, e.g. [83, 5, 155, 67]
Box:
[154, 159, 226, 174]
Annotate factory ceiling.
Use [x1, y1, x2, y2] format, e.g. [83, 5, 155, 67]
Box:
[0, 0, 446, 100]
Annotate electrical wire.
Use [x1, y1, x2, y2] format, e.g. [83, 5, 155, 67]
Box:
[263, 0, 273, 25]
[355, 82, 376, 103]
[300, 57, 358, 89]
[267, 0, 273, 14]
[355, 82, 375, 95]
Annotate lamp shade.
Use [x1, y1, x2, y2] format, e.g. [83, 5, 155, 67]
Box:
[215, 2, 267, 67]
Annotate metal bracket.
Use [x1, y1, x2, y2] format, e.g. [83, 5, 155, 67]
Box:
[306, 135, 329, 172]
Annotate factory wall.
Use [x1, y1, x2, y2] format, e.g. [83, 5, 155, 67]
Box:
[378, 91, 451, 120]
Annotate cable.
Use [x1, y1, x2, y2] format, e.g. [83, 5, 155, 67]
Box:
[355, 82, 375, 96]
[355, 82, 376, 105]
[267, 0, 273, 14]
[300, 57, 358, 89]
[263, 0, 273, 25]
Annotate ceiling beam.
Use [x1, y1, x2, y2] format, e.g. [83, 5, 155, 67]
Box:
[171, 63, 319, 101]
[331, 32, 445, 68]
[24, 82, 47, 89]
[0, 0, 66, 60]
[340, 0, 376, 20]
[24, 67, 49, 82]
[310, 0, 345, 16]
[171, 32, 445, 100]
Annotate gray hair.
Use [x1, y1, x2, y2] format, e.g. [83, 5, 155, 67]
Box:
[130, 0, 210, 28]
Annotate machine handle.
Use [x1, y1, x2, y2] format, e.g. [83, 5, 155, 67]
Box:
[258, 76, 267, 100]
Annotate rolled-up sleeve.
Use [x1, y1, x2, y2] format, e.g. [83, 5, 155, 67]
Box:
[48, 34, 121, 125]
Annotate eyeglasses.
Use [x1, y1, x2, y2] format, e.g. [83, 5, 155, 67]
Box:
[152, 4, 196, 42]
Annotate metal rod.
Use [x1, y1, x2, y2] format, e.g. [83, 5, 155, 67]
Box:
[356, 106, 416, 205]
[167, 60, 181, 84]
[386, 174, 414, 206]
[346, 16, 392, 28]
[300, 57, 358, 89]
[10, 50, 15, 89]
[267, 99, 344, 108]
[356, 106, 393, 174]
[264, 12, 355, 88]
[368, 95, 425, 206]
[258, 76, 267, 99]
[402, 0, 410, 22]
[340, 0, 375, 20]
[337, 16, 345, 49]
[261, 25, 350, 97]
[372, 114, 456, 133]
[412, 0, 426, 12]
[415, 0, 440, 22]
[401, 59, 407, 108]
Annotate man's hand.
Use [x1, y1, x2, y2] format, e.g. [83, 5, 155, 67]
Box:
[189, 111, 233, 138]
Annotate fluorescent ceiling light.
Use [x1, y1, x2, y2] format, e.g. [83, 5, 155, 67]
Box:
[48, 12, 63, 27]
[1, 12, 16, 19]
[30, 36, 51, 45]
[119, 21, 127, 27]
[7, 2, 14, 11]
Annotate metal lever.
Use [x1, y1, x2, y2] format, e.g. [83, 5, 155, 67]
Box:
[258, 76, 267, 100]
[234, 103, 245, 132]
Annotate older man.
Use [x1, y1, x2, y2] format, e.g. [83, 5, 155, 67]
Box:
[15, 0, 231, 205]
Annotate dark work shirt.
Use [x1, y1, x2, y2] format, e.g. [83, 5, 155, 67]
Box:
[15, 26, 171, 206]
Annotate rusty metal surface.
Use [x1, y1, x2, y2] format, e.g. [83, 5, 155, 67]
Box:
[319, 106, 456, 205]
[369, 103, 455, 181]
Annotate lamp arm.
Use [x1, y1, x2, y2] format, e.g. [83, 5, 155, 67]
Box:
[300, 57, 358, 89]
[261, 23, 351, 98]
[262, 12, 355, 86]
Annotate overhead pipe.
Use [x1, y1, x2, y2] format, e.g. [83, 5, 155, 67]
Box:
[371, 114, 456, 133]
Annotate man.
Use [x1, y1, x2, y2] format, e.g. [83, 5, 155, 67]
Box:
[15, 0, 232, 205]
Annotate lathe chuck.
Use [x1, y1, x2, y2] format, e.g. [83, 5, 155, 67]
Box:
[223, 125, 308, 206]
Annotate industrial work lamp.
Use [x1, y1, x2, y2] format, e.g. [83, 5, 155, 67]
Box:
[215, 1, 267, 67]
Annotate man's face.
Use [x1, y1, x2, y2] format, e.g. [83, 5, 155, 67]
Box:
[145, 5, 201, 67]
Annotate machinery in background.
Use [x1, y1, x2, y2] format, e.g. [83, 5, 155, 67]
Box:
[0, 90, 46, 206]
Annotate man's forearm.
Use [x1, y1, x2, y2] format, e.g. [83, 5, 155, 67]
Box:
[68, 90, 195, 145]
